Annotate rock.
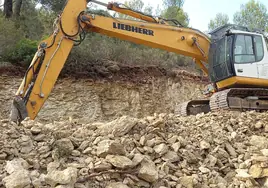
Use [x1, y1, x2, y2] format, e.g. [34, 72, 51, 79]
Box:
[47, 162, 60, 172]
[54, 138, 74, 156]
[94, 161, 112, 172]
[106, 182, 130, 188]
[154, 143, 168, 156]
[106, 155, 133, 169]
[0, 152, 7, 160]
[132, 153, 145, 167]
[138, 158, 158, 183]
[199, 166, 210, 174]
[45, 167, 78, 187]
[185, 151, 198, 164]
[140, 136, 146, 146]
[261, 149, 268, 157]
[162, 151, 180, 162]
[82, 147, 92, 154]
[180, 176, 194, 188]
[255, 121, 263, 129]
[200, 140, 210, 150]
[167, 136, 178, 144]
[208, 155, 217, 167]
[235, 169, 252, 180]
[172, 142, 181, 152]
[34, 134, 46, 141]
[97, 140, 126, 158]
[31, 127, 42, 134]
[72, 150, 81, 157]
[5, 158, 29, 174]
[84, 157, 94, 164]
[225, 142, 237, 157]
[19, 136, 34, 154]
[98, 116, 139, 136]
[2, 170, 31, 188]
[250, 136, 268, 149]
[249, 164, 263, 178]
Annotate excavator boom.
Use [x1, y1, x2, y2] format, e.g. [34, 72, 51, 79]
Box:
[10, 0, 210, 122]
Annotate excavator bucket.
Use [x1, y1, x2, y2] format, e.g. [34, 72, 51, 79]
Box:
[175, 99, 210, 116]
[10, 96, 28, 123]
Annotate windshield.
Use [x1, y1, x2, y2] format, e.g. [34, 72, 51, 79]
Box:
[209, 35, 234, 82]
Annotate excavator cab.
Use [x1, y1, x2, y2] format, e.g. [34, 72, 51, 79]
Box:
[176, 25, 268, 116]
[208, 24, 268, 90]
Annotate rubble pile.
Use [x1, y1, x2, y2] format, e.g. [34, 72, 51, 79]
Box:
[1, 110, 268, 187]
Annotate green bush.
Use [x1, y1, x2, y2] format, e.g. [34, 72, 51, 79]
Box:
[3, 38, 38, 66]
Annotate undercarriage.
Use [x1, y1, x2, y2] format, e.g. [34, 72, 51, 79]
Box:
[175, 88, 268, 116]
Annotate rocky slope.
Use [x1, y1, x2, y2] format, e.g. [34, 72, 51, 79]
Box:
[1, 111, 268, 187]
[0, 65, 206, 122]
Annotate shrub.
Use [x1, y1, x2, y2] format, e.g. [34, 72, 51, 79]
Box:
[3, 38, 38, 66]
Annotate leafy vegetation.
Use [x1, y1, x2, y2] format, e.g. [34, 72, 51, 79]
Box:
[208, 13, 229, 31]
[0, 0, 193, 71]
[233, 0, 268, 31]
[1, 0, 268, 74]
[208, 0, 268, 32]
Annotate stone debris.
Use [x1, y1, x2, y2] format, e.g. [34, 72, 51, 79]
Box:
[2, 111, 268, 187]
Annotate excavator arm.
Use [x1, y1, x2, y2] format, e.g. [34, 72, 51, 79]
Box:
[10, 0, 210, 122]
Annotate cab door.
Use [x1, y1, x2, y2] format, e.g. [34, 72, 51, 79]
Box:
[256, 35, 268, 79]
[233, 35, 258, 78]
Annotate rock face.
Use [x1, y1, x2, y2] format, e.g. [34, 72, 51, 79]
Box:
[2, 111, 268, 187]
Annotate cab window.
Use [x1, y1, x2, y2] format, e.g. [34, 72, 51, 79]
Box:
[255, 36, 264, 61]
[234, 34, 264, 63]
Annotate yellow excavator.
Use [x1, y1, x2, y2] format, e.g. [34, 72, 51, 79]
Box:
[10, 0, 268, 122]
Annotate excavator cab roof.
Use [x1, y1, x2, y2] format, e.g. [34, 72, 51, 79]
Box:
[209, 24, 250, 42]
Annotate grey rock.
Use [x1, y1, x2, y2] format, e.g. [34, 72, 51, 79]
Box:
[106, 182, 130, 188]
[180, 176, 194, 188]
[138, 158, 158, 183]
[94, 161, 112, 172]
[154, 143, 168, 156]
[45, 167, 78, 187]
[54, 138, 74, 156]
[97, 140, 126, 158]
[106, 155, 133, 169]
[162, 151, 180, 162]
[2, 170, 31, 188]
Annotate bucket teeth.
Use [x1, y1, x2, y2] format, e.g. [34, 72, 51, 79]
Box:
[10, 96, 28, 123]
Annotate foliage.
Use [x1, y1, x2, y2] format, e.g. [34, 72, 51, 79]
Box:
[161, 0, 189, 26]
[3, 38, 38, 66]
[36, 0, 65, 13]
[0, 0, 196, 73]
[163, 0, 184, 8]
[208, 13, 229, 31]
[233, 0, 268, 31]
[117, 0, 153, 20]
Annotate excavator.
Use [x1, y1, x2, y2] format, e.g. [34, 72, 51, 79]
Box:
[10, 0, 268, 122]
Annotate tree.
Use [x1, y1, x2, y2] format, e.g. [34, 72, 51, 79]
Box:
[14, 0, 23, 17]
[37, 0, 65, 12]
[208, 13, 229, 31]
[118, 0, 153, 20]
[161, 0, 189, 26]
[233, 0, 268, 31]
[3, 0, 12, 18]
[163, 0, 184, 9]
